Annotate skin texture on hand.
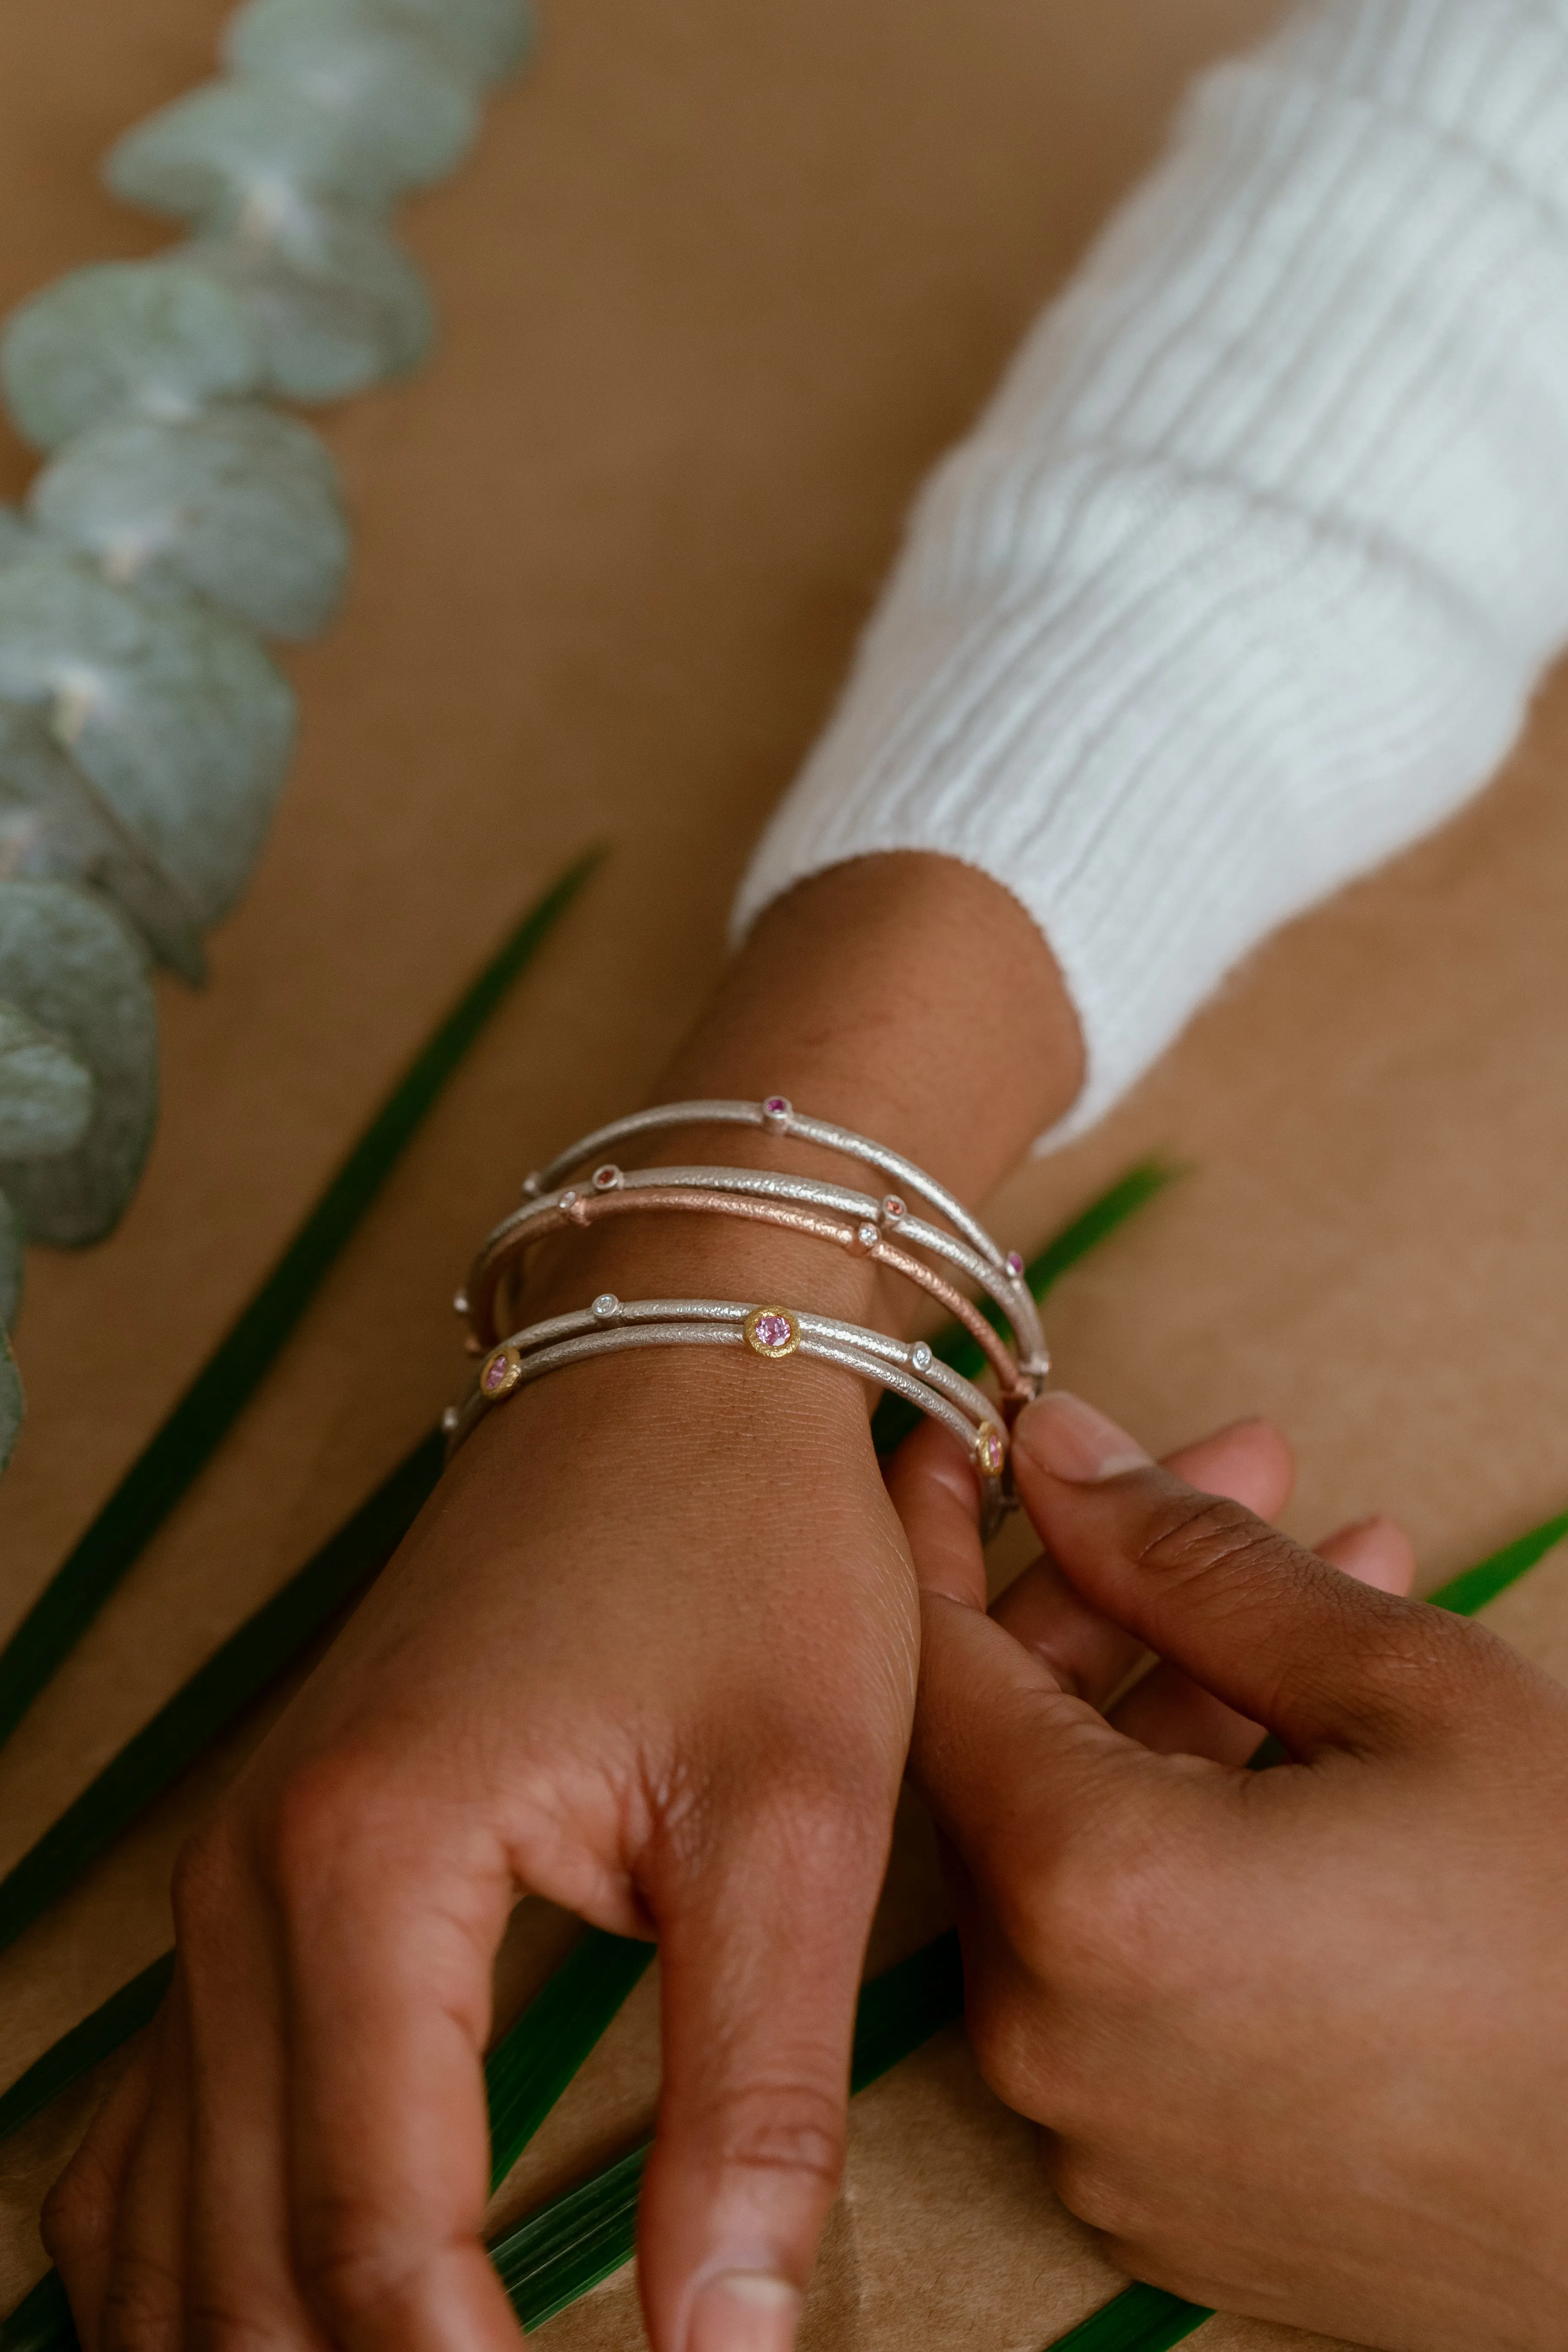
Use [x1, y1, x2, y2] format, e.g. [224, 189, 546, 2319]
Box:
[894, 1393, 1568, 2352]
[40, 852, 1086, 2352]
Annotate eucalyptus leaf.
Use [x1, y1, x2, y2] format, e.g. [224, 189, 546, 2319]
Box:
[0, 1001, 94, 1160]
[0, 1189, 20, 1330]
[182, 208, 432, 397]
[0, 554, 294, 925]
[0, 511, 35, 569]
[0, 1327, 20, 1472]
[0, 260, 262, 453]
[225, 0, 481, 187]
[375, 0, 533, 84]
[30, 405, 350, 641]
[109, 77, 423, 221]
[0, 880, 157, 1246]
[0, 704, 206, 981]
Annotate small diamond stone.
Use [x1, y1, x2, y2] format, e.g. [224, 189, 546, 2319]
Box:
[1005, 1250, 1025, 1280]
[452, 1289, 469, 1315]
[911, 1342, 932, 1372]
[441, 1405, 460, 1432]
[522, 1173, 542, 1197]
[592, 1292, 620, 1320]
[854, 1221, 879, 1253]
[559, 1188, 577, 1209]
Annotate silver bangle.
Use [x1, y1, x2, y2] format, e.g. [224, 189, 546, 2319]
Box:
[442, 1294, 1013, 1537]
[466, 1159, 1047, 1383]
[524, 1095, 1027, 1290]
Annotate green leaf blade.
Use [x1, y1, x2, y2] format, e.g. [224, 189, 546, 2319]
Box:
[0, 848, 600, 1754]
[0, 1435, 444, 1957]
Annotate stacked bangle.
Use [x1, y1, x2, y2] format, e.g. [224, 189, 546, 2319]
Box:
[443, 1294, 1012, 1537]
[444, 1093, 1047, 1536]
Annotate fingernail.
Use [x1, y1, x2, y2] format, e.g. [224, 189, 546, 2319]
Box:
[688, 2272, 800, 2352]
[1017, 1391, 1152, 1482]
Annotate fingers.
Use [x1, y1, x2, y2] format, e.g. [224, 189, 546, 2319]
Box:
[261, 1766, 520, 2352]
[176, 1827, 326, 2352]
[1014, 1393, 1442, 1755]
[891, 1411, 1294, 1719]
[1110, 1512, 1419, 1761]
[44, 2027, 159, 2351]
[637, 1773, 892, 2352]
[990, 1418, 1294, 1705]
[1314, 1513, 1418, 1595]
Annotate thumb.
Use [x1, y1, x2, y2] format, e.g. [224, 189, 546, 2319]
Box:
[1013, 1392, 1442, 1756]
[894, 1419, 1158, 1893]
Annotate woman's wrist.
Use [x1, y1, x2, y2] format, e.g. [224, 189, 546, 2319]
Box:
[516, 852, 1082, 1340]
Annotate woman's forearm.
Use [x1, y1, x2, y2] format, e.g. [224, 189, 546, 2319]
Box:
[735, 0, 1568, 1143]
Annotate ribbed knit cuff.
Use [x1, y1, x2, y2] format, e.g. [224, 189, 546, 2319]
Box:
[733, 0, 1568, 1141]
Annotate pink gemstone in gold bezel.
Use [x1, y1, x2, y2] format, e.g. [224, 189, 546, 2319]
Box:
[743, 1305, 799, 1358]
[974, 1425, 1005, 1477]
[481, 1344, 524, 1400]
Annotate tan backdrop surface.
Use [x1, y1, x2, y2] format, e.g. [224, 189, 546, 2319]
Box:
[0, 2, 1565, 2347]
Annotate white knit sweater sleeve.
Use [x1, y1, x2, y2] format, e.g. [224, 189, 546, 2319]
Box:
[732, 0, 1568, 1138]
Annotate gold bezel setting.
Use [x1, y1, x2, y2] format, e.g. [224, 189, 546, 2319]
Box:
[479, 1343, 524, 1400]
[743, 1305, 800, 1358]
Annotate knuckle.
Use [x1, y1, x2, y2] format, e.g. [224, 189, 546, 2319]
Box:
[41, 2145, 118, 2271]
[292, 2195, 421, 2334]
[966, 1980, 1056, 2122]
[1134, 1491, 1292, 1591]
[96, 2251, 184, 2352]
[1044, 2140, 1147, 2244]
[259, 1748, 393, 1897]
[185, 2305, 295, 2352]
[708, 2077, 847, 2199]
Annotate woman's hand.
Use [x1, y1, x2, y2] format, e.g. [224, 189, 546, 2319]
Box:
[39, 849, 1090, 2352]
[43, 1339, 917, 2352]
[895, 1392, 1568, 2352]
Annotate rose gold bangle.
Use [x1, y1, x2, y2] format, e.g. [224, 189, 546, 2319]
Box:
[464, 1183, 1031, 1408]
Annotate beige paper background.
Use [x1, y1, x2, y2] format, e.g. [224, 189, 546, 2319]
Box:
[0, 0, 1565, 2344]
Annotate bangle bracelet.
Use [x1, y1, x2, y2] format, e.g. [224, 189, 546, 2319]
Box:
[470, 1161, 1046, 1383]
[461, 1181, 1030, 1406]
[442, 1294, 1013, 1537]
[520, 1094, 1047, 1372]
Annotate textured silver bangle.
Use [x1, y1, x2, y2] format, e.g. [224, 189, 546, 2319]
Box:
[442, 1293, 1012, 1537]
[466, 1158, 1046, 1385]
[522, 1095, 1040, 1340]
[459, 1179, 1030, 1406]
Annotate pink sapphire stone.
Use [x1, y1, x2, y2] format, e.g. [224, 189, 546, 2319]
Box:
[482, 1354, 512, 1394]
[753, 1311, 793, 1351]
[1005, 1250, 1025, 1280]
[763, 1095, 789, 1116]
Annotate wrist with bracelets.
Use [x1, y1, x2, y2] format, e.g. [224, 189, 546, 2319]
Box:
[442, 1094, 1047, 1540]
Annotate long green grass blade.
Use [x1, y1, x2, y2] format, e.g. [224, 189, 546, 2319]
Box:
[871, 1159, 1179, 1455]
[487, 1930, 655, 2192]
[0, 1951, 174, 2147]
[1044, 2283, 1211, 2351]
[0, 1438, 444, 1960]
[0, 849, 602, 1754]
[490, 1931, 965, 2330]
[1428, 1512, 1568, 1616]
